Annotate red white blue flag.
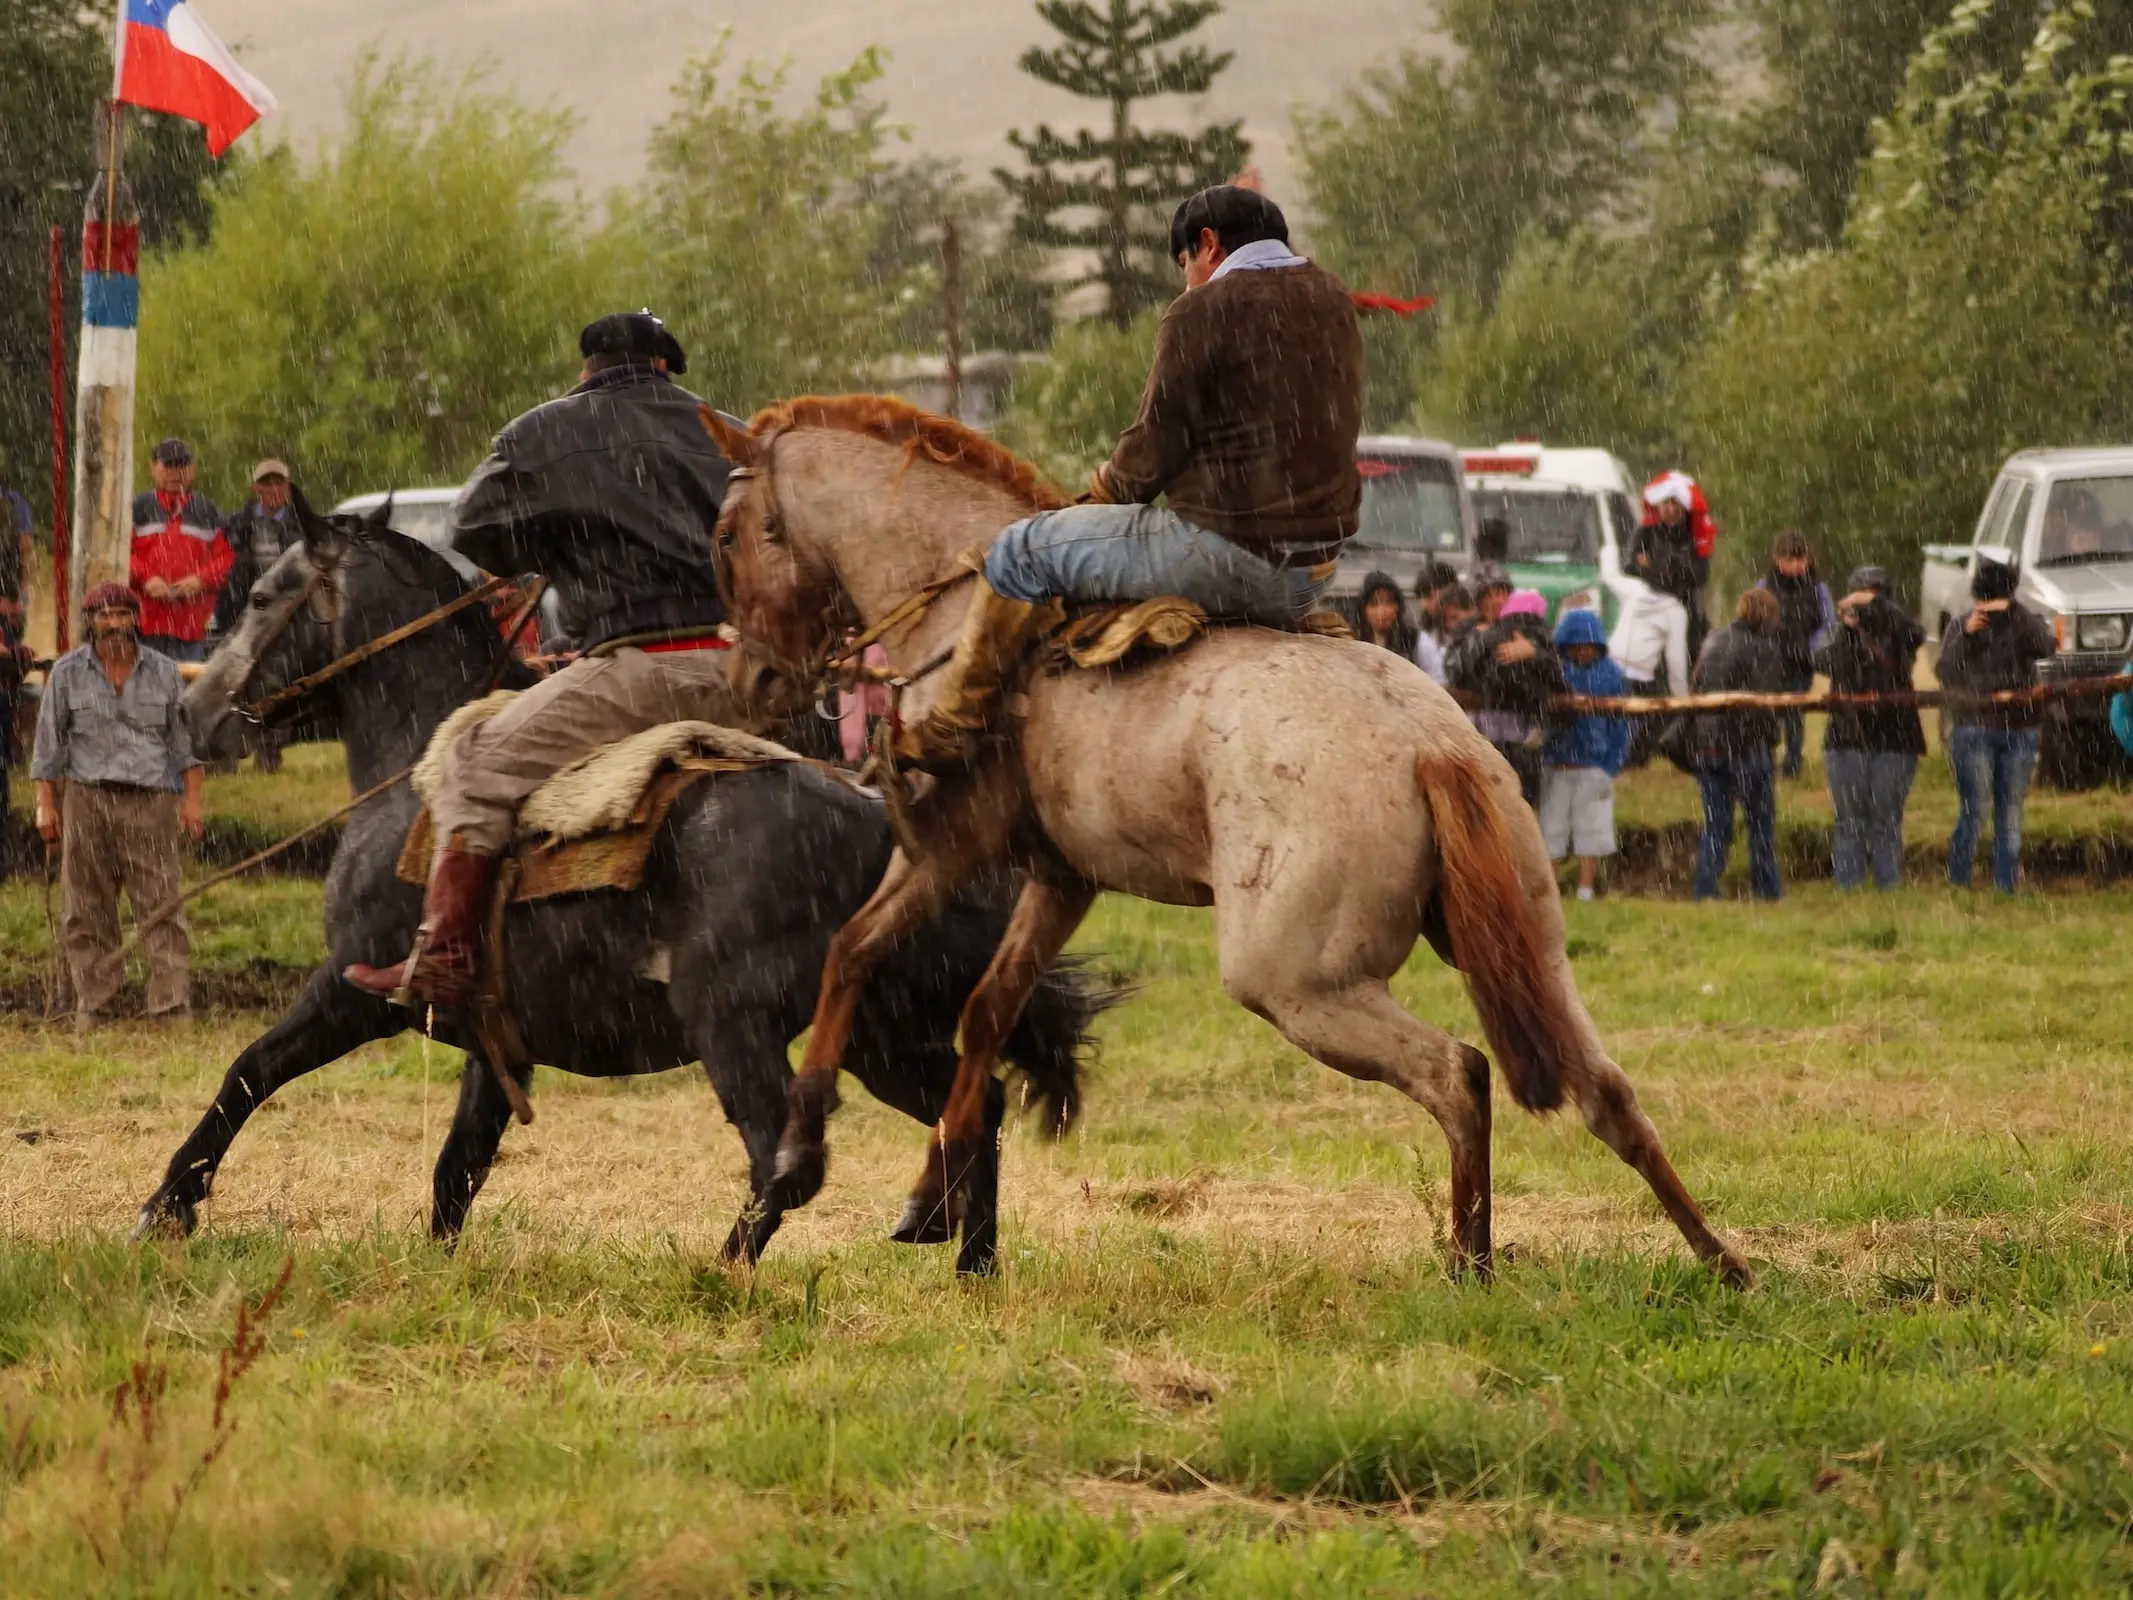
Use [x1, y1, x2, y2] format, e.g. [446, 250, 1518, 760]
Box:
[114, 0, 277, 158]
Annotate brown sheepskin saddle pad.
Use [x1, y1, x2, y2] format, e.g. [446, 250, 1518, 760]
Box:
[398, 703, 810, 903]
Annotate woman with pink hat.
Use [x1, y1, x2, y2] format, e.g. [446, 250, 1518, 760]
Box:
[1445, 585, 1565, 806]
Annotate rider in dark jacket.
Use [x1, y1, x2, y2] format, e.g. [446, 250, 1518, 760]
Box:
[346, 311, 738, 1007]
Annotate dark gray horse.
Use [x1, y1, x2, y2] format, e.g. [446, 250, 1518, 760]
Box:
[137, 501, 1107, 1273]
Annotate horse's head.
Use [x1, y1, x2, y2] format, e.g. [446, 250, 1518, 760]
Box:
[704, 409, 848, 705]
[185, 485, 374, 760]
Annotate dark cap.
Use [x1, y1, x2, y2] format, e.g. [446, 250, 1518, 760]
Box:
[1474, 561, 1513, 595]
[1973, 558, 2017, 602]
[83, 581, 140, 614]
[579, 310, 686, 375]
[1846, 564, 1889, 594]
[150, 437, 193, 466]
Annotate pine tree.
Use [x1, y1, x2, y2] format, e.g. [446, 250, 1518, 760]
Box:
[997, 1, 1247, 327]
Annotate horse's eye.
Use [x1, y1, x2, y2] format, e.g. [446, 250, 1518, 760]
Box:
[251, 592, 273, 610]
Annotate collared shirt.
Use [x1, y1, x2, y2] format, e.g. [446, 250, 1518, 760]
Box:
[1208, 238, 1308, 280]
[30, 643, 199, 791]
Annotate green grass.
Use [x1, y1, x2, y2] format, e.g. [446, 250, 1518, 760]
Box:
[6, 881, 2133, 1594]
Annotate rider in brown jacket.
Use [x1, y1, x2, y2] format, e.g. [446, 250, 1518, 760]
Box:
[897, 184, 1366, 769]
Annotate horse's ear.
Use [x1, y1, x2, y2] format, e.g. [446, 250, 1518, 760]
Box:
[367, 491, 396, 536]
[702, 405, 759, 466]
[292, 483, 349, 563]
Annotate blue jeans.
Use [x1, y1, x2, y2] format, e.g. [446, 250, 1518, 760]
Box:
[1694, 752, 1782, 901]
[1947, 725, 2039, 893]
[984, 504, 1328, 624]
[1825, 748, 1916, 889]
[1777, 665, 1813, 776]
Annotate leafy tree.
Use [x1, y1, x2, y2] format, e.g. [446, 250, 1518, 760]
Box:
[0, 0, 219, 528]
[1297, 0, 1715, 315]
[1415, 236, 1674, 465]
[1688, 0, 2133, 598]
[994, 311, 1159, 490]
[998, 1, 1247, 327]
[134, 56, 595, 507]
[614, 45, 907, 411]
[861, 157, 1055, 354]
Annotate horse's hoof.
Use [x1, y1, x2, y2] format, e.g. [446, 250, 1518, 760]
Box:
[1714, 1250, 1754, 1290]
[131, 1196, 195, 1242]
[890, 1190, 957, 1245]
[955, 1243, 999, 1277]
[768, 1141, 826, 1210]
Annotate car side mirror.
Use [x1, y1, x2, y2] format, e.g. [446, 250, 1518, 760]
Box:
[1973, 543, 2016, 571]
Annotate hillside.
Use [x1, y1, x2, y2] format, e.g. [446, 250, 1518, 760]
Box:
[203, 0, 1439, 208]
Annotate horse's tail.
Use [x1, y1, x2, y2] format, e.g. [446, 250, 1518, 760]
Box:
[1415, 746, 1568, 1113]
[1003, 955, 1125, 1138]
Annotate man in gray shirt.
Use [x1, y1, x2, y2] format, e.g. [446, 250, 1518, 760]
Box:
[32, 582, 205, 1028]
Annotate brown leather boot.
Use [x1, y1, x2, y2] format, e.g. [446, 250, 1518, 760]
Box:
[892, 577, 1051, 772]
[344, 843, 498, 1007]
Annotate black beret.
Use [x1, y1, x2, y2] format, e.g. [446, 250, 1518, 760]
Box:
[1973, 558, 2017, 602]
[579, 310, 687, 375]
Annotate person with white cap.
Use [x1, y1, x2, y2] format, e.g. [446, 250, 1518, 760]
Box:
[217, 458, 302, 769]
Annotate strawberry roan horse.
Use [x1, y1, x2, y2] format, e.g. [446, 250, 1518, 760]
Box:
[707, 397, 1748, 1284]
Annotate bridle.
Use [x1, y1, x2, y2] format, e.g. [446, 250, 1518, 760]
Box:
[228, 536, 543, 725]
[716, 429, 977, 713]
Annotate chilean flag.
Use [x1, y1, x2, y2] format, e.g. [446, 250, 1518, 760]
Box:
[115, 0, 277, 157]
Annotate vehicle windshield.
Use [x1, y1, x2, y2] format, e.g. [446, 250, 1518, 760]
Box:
[2036, 476, 2133, 566]
[342, 499, 455, 547]
[1471, 487, 1599, 565]
[1354, 455, 1463, 551]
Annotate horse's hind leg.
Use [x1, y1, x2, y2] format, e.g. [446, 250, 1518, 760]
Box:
[136, 969, 401, 1239]
[1245, 979, 1494, 1278]
[1565, 1054, 1751, 1287]
[431, 1052, 531, 1242]
[698, 1011, 803, 1265]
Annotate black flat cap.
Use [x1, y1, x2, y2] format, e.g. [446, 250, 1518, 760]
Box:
[151, 437, 193, 466]
[579, 310, 686, 374]
[1846, 564, 1889, 594]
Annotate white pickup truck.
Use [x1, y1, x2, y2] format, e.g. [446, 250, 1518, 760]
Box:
[1920, 447, 2133, 785]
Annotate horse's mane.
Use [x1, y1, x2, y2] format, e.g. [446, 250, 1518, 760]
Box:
[747, 394, 1072, 513]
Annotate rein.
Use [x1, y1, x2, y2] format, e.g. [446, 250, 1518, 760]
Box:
[236, 571, 520, 724]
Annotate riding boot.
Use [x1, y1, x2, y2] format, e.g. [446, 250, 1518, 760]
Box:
[892, 577, 1052, 773]
[343, 842, 498, 1007]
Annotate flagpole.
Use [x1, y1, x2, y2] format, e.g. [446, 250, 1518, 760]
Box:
[72, 84, 140, 625]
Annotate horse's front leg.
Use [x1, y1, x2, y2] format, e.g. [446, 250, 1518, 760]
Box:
[769, 848, 971, 1210]
[136, 969, 402, 1238]
[896, 877, 1096, 1246]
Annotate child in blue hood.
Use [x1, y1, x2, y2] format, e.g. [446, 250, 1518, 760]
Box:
[1540, 607, 1631, 901]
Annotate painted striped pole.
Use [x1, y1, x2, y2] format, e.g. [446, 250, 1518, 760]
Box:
[70, 98, 140, 632]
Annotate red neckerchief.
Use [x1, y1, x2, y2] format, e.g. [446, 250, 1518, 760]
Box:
[155, 488, 186, 538]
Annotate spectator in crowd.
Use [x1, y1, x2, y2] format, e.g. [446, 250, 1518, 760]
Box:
[1690, 587, 1786, 902]
[1936, 558, 2054, 893]
[1816, 564, 1924, 890]
[838, 638, 890, 766]
[1541, 607, 1630, 902]
[1411, 560, 1459, 684]
[1448, 585, 1564, 806]
[1633, 472, 1715, 658]
[217, 459, 298, 634]
[1475, 515, 1510, 568]
[1433, 582, 1476, 656]
[130, 437, 231, 663]
[217, 459, 301, 770]
[1607, 569, 1690, 768]
[1472, 561, 1512, 624]
[30, 581, 204, 1031]
[1355, 570, 1418, 660]
[1756, 530, 1836, 779]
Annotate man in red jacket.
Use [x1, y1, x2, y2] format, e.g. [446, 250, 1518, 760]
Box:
[129, 437, 232, 662]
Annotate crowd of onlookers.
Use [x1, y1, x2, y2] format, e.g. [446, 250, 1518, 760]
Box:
[0, 437, 302, 1030]
[1357, 527, 2063, 901]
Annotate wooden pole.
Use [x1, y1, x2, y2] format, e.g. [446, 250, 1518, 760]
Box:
[940, 214, 964, 423]
[48, 225, 69, 654]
